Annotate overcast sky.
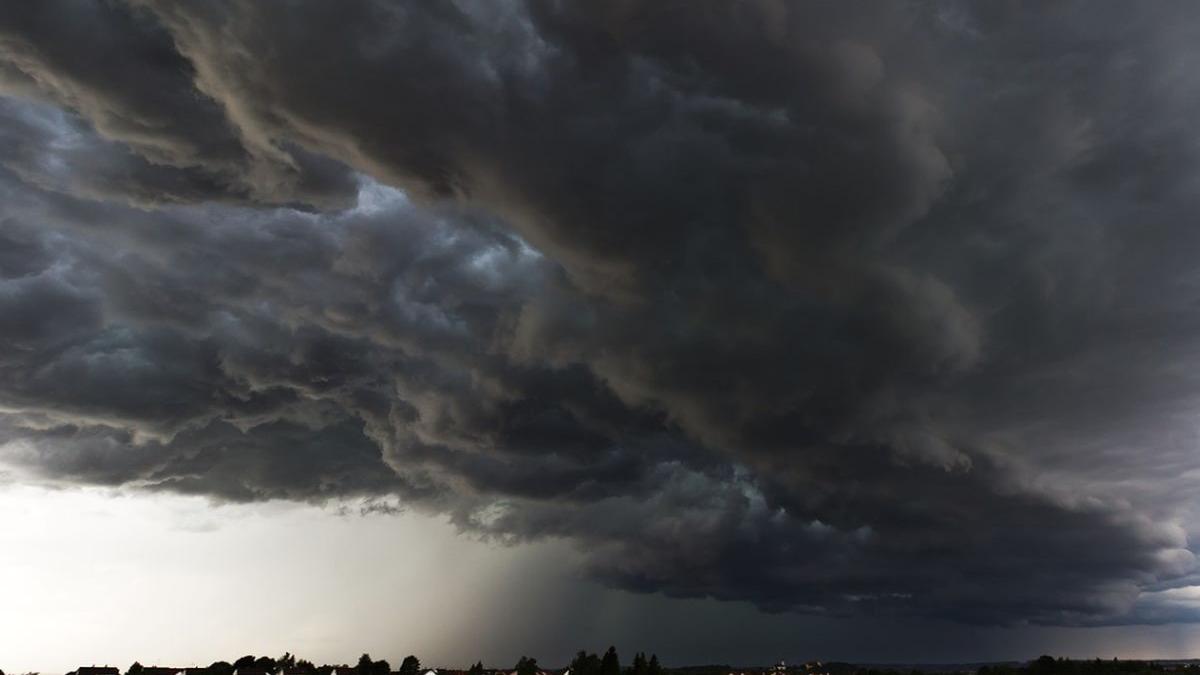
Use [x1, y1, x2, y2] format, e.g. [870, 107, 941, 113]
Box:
[6, 0, 1200, 670]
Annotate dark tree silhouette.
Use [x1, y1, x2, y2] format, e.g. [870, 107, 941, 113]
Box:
[627, 653, 647, 675]
[468, 663, 484, 675]
[571, 651, 600, 675]
[647, 655, 662, 675]
[1033, 657, 1059, 672]
[600, 647, 620, 675]
[516, 656, 539, 675]
[398, 656, 421, 675]
[233, 658, 257, 671]
[127, 663, 144, 675]
[353, 655, 389, 675]
[210, 661, 234, 675]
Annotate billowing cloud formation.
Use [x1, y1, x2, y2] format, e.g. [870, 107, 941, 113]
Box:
[3, 0, 1200, 627]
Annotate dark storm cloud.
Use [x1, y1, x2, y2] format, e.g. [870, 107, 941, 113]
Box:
[0, 1, 357, 207]
[2, 0, 1200, 627]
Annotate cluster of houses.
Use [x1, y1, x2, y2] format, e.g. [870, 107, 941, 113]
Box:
[726, 662, 830, 675]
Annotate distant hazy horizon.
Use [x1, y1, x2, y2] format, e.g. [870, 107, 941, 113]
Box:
[7, 489, 1200, 674]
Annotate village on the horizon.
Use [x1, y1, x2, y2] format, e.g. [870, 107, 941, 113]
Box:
[24, 656, 1200, 675]
[49, 658, 815, 675]
[46, 658, 812, 675]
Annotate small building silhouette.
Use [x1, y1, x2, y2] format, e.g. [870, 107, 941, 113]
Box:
[76, 667, 120, 675]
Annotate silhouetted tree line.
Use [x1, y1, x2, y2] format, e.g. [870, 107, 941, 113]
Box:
[570, 646, 663, 675]
[106, 646, 665, 675]
[115, 652, 421, 675]
[54, 653, 1200, 675]
[52, 646, 675, 675]
[843, 657, 1199, 675]
[979, 657, 1176, 675]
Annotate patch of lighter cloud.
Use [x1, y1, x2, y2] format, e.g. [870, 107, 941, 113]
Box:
[352, 174, 409, 215]
[731, 464, 770, 518]
[515, 234, 544, 259]
[2, 97, 85, 184]
[469, 499, 514, 530]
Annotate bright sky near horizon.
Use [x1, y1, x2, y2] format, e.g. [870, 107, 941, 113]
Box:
[7, 484, 1200, 673]
[0, 484, 599, 673]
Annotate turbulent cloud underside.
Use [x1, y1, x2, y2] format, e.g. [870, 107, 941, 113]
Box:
[2, 0, 1200, 626]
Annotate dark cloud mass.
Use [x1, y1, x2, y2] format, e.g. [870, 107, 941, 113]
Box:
[3, 0, 1200, 628]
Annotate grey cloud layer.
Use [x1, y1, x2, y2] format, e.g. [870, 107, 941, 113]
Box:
[2, 0, 1200, 626]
